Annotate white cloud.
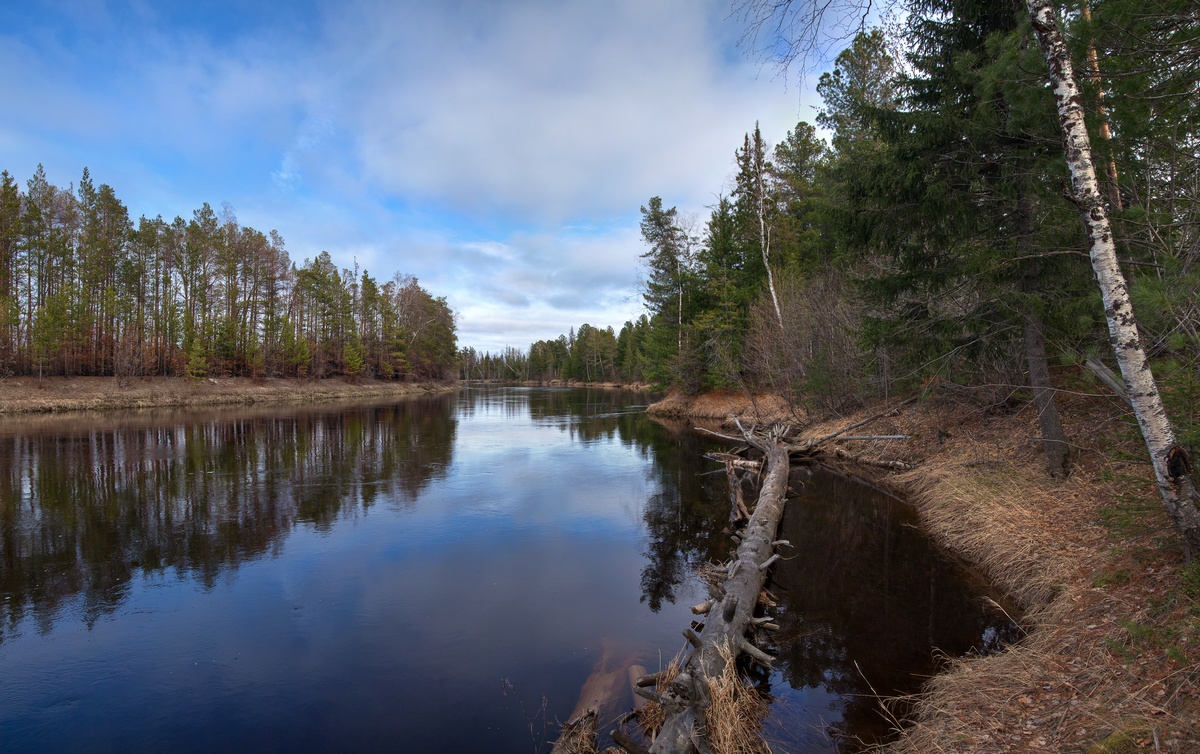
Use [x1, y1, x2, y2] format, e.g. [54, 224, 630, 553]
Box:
[300, 0, 806, 220]
[1, 0, 826, 355]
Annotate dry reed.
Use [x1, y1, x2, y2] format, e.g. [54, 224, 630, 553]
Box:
[703, 645, 773, 754]
[634, 653, 684, 738]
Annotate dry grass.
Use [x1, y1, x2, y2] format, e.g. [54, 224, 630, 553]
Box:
[646, 391, 798, 425]
[552, 710, 600, 754]
[0, 375, 455, 414]
[632, 646, 773, 754]
[634, 653, 684, 738]
[894, 461, 1081, 610]
[704, 645, 774, 754]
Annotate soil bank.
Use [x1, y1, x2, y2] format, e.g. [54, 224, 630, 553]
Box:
[649, 389, 1200, 752]
[0, 375, 457, 415]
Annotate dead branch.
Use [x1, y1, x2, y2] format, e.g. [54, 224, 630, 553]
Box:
[788, 396, 916, 452]
[704, 452, 762, 472]
[645, 434, 792, 753]
[695, 426, 743, 443]
[828, 445, 913, 470]
[1084, 355, 1130, 405]
[724, 461, 752, 525]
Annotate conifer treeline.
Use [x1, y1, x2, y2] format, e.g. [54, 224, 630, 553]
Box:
[0, 166, 457, 381]
[466, 0, 1200, 465]
[458, 318, 650, 383]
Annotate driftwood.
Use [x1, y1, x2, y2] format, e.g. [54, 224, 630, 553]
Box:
[703, 452, 762, 472]
[827, 445, 913, 470]
[644, 432, 792, 754]
[552, 405, 918, 754]
[695, 400, 914, 471]
[704, 452, 760, 526]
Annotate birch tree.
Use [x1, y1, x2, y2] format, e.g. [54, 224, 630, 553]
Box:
[737, 0, 1200, 554]
[733, 124, 784, 327]
[1024, 0, 1200, 553]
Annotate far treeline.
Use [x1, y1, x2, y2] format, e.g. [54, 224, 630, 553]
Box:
[0, 168, 457, 382]
[465, 0, 1199, 474]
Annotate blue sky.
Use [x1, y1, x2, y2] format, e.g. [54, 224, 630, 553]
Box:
[1, 0, 828, 354]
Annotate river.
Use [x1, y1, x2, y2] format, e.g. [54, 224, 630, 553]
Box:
[0, 386, 1015, 752]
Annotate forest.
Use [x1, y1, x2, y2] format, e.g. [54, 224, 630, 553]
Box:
[469, 0, 1198, 469]
[0, 167, 458, 382]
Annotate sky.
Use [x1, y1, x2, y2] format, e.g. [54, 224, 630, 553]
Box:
[0, 0, 831, 354]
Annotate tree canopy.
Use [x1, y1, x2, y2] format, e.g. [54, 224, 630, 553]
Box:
[0, 167, 457, 381]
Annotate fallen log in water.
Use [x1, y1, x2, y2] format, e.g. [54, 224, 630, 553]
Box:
[641, 430, 791, 754]
[552, 404, 916, 753]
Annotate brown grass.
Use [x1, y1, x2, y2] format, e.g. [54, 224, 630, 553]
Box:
[646, 391, 798, 425]
[704, 645, 773, 754]
[0, 375, 456, 415]
[657, 385, 1200, 751]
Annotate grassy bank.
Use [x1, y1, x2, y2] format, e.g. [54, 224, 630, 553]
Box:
[645, 391, 797, 424]
[650, 388, 1200, 752]
[0, 375, 457, 415]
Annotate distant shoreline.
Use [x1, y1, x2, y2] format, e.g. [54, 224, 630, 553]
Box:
[0, 376, 458, 415]
[461, 378, 655, 391]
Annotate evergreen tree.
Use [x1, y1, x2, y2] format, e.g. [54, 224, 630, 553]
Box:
[639, 197, 694, 387]
[838, 2, 1092, 474]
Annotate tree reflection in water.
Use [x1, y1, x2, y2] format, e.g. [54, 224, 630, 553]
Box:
[0, 397, 456, 644]
[455, 387, 734, 613]
[0, 389, 1018, 753]
[763, 467, 1021, 750]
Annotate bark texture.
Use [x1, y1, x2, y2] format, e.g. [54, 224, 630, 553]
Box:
[648, 439, 791, 753]
[1018, 190, 1072, 478]
[1026, 0, 1200, 554]
[1024, 314, 1072, 477]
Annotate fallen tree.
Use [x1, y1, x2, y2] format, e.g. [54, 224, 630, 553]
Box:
[551, 407, 915, 752]
[639, 427, 791, 754]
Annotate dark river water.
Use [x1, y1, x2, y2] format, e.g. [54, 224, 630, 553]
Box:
[0, 386, 1015, 752]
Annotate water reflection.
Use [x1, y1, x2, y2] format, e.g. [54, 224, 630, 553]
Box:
[0, 397, 456, 644]
[764, 467, 1021, 750]
[0, 389, 1017, 753]
[636, 417, 730, 612]
[456, 387, 732, 612]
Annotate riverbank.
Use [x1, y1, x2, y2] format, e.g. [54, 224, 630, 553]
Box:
[645, 390, 796, 424]
[462, 378, 656, 391]
[0, 375, 458, 414]
[651, 388, 1200, 752]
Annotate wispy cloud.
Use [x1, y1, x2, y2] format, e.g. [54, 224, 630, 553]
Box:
[0, 0, 823, 354]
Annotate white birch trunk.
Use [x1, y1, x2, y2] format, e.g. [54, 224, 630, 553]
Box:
[757, 169, 783, 328]
[1026, 0, 1200, 555]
